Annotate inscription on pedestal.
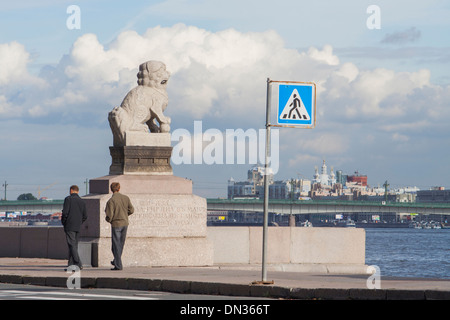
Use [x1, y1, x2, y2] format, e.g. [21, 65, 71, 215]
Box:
[127, 195, 207, 238]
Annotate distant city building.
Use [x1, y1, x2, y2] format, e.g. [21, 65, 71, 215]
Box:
[228, 165, 307, 200]
[227, 178, 257, 199]
[335, 170, 346, 185]
[228, 165, 274, 199]
[347, 171, 368, 187]
[227, 162, 421, 203]
[417, 187, 450, 203]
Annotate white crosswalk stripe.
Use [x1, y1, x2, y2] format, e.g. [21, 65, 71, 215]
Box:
[0, 289, 157, 300]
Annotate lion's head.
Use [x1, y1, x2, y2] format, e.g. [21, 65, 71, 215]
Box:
[137, 60, 170, 90]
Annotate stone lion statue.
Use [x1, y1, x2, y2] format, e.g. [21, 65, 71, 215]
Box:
[108, 60, 171, 147]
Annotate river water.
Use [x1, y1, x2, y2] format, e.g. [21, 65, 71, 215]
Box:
[364, 228, 450, 279]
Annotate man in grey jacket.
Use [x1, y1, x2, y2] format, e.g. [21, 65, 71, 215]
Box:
[105, 182, 134, 270]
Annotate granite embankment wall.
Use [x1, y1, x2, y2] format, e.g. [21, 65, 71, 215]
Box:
[0, 226, 366, 272]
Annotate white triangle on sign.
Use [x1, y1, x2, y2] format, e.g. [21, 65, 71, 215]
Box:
[279, 89, 310, 121]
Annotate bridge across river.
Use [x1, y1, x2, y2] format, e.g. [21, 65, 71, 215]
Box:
[0, 200, 64, 214]
[1, 199, 450, 216]
[206, 199, 450, 216]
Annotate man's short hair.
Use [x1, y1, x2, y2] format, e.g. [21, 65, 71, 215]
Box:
[110, 182, 120, 193]
[70, 185, 79, 192]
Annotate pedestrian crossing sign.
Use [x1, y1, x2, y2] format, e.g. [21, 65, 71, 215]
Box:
[277, 82, 316, 128]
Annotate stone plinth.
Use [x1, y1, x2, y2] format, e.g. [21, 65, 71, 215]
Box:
[109, 132, 173, 176]
[81, 174, 213, 267]
[109, 146, 173, 175]
[89, 174, 192, 195]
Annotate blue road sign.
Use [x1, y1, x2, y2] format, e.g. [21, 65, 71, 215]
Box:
[277, 83, 316, 128]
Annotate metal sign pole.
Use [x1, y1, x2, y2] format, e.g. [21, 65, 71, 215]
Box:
[254, 78, 316, 285]
[262, 78, 272, 283]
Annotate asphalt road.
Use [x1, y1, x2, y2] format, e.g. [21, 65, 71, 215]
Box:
[0, 283, 278, 319]
[0, 283, 271, 301]
[0, 283, 433, 319]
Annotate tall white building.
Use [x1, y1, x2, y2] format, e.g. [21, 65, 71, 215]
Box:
[313, 160, 336, 186]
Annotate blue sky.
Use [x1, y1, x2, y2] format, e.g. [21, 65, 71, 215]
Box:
[1, 0, 449, 199]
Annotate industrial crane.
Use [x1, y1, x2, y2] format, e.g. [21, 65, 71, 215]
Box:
[37, 182, 57, 199]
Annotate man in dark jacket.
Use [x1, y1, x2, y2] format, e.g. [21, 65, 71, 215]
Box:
[105, 182, 134, 270]
[62, 185, 87, 269]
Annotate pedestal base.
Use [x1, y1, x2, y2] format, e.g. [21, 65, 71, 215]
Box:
[81, 174, 213, 267]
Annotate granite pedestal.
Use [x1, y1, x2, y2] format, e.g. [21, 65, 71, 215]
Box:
[81, 174, 213, 267]
[81, 135, 213, 268]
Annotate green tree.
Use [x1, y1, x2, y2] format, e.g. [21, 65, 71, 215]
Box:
[17, 193, 37, 201]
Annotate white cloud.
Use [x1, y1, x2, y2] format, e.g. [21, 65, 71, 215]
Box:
[381, 120, 430, 132]
[308, 45, 340, 66]
[294, 132, 349, 155]
[0, 95, 21, 117]
[43, 25, 336, 123]
[0, 41, 45, 87]
[392, 132, 410, 142]
[1, 24, 444, 132]
[335, 62, 359, 83]
[352, 68, 430, 116]
[0, 42, 29, 85]
[322, 65, 434, 123]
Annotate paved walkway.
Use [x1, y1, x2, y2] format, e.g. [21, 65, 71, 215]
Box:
[0, 258, 448, 300]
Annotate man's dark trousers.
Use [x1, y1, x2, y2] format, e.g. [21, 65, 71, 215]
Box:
[111, 226, 128, 270]
[66, 231, 81, 268]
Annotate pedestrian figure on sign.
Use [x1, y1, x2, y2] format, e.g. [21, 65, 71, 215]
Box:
[287, 94, 307, 120]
